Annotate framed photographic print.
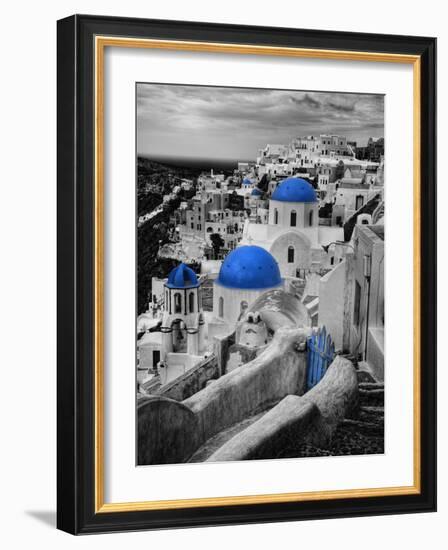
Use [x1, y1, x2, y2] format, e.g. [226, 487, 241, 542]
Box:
[57, 14, 436, 534]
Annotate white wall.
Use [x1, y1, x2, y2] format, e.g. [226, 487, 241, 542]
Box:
[214, 282, 283, 325]
[0, 1, 445, 549]
[319, 260, 346, 349]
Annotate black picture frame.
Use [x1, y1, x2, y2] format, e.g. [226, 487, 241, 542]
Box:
[57, 14, 436, 535]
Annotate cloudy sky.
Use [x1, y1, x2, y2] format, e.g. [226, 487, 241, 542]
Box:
[137, 84, 384, 163]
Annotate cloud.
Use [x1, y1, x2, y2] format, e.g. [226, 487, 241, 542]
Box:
[291, 93, 322, 109]
[326, 99, 356, 113]
[136, 84, 384, 160]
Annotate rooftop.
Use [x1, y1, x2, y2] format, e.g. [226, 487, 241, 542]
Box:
[166, 263, 200, 289]
[339, 181, 366, 190]
[369, 225, 385, 241]
[217, 245, 282, 290]
[271, 177, 317, 203]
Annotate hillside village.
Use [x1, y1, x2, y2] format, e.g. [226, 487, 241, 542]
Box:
[137, 133, 385, 464]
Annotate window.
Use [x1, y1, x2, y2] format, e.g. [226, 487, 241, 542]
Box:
[287, 246, 295, 263]
[174, 293, 182, 314]
[353, 281, 361, 327]
[219, 296, 224, 318]
[290, 210, 297, 227]
[274, 208, 278, 224]
[309, 210, 314, 226]
[356, 195, 364, 210]
[189, 292, 195, 313]
[152, 350, 160, 369]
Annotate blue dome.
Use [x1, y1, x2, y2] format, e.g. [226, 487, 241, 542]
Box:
[166, 263, 199, 289]
[271, 177, 317, 202]
[217, 246, 282, 290]
[251, 188, 262, 196]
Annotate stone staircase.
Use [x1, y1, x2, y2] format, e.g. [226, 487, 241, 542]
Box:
[272, 370, 384, 459]
[331, 380, 384, 455]
[187, 377, 385, 462]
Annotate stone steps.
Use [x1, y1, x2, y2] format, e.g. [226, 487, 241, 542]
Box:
[358, 385, 384, 407]
[359, 405, 384, 423]
[359, 382, 384, 390]
[341, 418, 384, 437]
[187, 367, 386, 462]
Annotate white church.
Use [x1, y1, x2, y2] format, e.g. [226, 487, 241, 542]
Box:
[240, 176, 344, 277]
[138, 263, 208, 386]
[210, 244, 284, 334]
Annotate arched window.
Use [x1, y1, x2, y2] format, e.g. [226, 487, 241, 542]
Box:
[219, 296, 224, 318]
[174, 292, 182, 313]
[290, 210, 297, 227]
[287, 246, 295, 264]
[189, 292, 195, 313]
[309, 210, 314, 226]
[274, 208, 278, 224]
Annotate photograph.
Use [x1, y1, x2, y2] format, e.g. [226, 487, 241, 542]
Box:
[136, 84, 385, 465]
[0, 1, 440, 543]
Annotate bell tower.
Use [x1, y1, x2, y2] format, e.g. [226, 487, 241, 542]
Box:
[160, 264, 205, 359]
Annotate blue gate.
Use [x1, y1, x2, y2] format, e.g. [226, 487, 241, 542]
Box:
[306, 326, 335, 390]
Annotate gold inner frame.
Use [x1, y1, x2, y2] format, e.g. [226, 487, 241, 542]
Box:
[94, 36, 421, 514]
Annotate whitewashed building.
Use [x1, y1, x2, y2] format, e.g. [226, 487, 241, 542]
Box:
[240, 177, 344, 277]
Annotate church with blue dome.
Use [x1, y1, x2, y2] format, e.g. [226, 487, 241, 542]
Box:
[218, 245, 281, 290]
[239, 175, 344, 277]
[145, 262, 207, 384]
[212, 245, 283, 327]
[165, 263, 200, 289]
[271, 177, 317, 202]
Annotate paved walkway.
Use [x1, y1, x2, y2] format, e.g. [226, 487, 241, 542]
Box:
[188, 410, 267, 462]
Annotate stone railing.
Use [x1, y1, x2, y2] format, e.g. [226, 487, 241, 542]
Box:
[206, 355, 358, 462]
[138, 327, 309, 465]
[158, 354, 220, 402]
